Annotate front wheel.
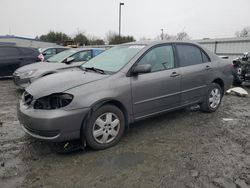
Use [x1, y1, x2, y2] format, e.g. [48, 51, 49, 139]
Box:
[201, 83, 223, 113]
[84, 104, 125, 150]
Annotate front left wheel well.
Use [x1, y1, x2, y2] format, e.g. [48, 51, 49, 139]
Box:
[91, 100, 129, 129]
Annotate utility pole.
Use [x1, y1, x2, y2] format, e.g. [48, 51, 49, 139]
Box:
[119, 2, 124, 37]
[161, 29, 164, 40]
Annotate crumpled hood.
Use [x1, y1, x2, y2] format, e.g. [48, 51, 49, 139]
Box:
[26, 69, 108, 99]
[15, 62, 83, 74]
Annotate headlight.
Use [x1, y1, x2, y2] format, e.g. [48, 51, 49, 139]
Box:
[20, 69, 37, 77]
[34, 93, 73, 110]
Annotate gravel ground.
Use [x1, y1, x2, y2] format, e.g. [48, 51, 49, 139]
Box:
[0, 79, 250, 188]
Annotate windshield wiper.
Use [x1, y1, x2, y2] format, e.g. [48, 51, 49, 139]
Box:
[84, 67, 106, 74]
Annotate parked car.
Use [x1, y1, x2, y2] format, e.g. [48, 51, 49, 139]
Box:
[0, 46, 39, 77]
[38, 47, 69, 61]
[17, 41, 233, 150]
[13, 48, 104, 88]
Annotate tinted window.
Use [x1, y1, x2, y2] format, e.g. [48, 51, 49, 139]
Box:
[19, 47, 36, 55]
[44, 48, 56, 55]
[176, 44, 203, 67]
[57, 48, 67, 53]
[201, 51, 210, 63]
[46, 49, 77, 63]
[71, 51, 92, 62]
[0, 47, 20, 57]
[137, 45, 174, 72]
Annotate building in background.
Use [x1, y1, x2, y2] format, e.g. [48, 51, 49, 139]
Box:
[0, 35, 58, 49]
[195, 37, 250, 60]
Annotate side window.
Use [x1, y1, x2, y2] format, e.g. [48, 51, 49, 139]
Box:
[176, 44, 203, 67]
[19, 47, 35, 55]
[57, 48, 66, 53]
[44, 48, 56, 55]
[0, 47, 20, 57]
[201, 51, 210, 63]
[93, 49, 104, 57]
[71, 51, 92, 62]
[137, 45, 175, 72]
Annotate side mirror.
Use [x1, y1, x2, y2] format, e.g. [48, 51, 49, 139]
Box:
[65, 57, 75, 64]
[42, 52, 47, 56]
[132, 64, 151, 75]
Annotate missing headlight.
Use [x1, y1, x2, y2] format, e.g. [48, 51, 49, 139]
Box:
[34, 93, 73, 110]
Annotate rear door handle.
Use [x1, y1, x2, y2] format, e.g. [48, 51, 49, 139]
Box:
[205, 65, 212, 70]
[170, 72, 180, 77]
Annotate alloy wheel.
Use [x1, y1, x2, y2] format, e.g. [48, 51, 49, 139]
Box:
[92, 112, 120, 144]
[209, 88, 221, 109]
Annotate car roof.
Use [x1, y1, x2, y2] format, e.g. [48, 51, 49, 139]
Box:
[123, 40, 204, 47]
[40, 46, 69, 51]
[72, 48, 105, 52]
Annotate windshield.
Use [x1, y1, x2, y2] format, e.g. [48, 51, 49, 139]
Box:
[46, 49, 76, 63]
[81, 45, 145, 73]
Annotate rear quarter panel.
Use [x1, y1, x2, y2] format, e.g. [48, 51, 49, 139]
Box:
[212, 59, 233, 92]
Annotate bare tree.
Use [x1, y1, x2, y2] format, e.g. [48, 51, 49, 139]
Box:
[105, 31, 118, 44]
[155, 33, 177, 41]
[235, 27, 250, 38]
[176, 31, 190, 40]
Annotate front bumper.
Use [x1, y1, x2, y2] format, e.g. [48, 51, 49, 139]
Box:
[17, 102, 90, 142]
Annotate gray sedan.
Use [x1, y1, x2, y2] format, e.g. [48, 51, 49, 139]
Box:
[17, 41, 233, 150]
[13, 48, 104, 88]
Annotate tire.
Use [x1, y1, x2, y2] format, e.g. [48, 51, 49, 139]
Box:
[84, 104, 125, 150]
[200, 83, 223, 113]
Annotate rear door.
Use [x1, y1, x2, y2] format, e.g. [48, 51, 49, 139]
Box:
[175, 43, 212, 105]
[131, 44, 181, 119]
[0, 46, 21, 77]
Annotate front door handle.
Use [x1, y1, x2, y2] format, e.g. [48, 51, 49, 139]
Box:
[205, 65, 212, 70]
[170, 72, 180, 77]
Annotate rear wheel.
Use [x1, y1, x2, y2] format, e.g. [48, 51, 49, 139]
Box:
[201, 83, 223, 113]
[84, 105, 125, 150]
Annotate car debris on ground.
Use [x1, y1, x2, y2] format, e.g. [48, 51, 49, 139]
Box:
[226, 87, 248, 97]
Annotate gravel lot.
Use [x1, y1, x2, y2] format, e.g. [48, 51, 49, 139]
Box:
[0, 79, 250, 188]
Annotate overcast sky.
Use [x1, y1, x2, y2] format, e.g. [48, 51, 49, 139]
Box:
[0, 0, 250, 40]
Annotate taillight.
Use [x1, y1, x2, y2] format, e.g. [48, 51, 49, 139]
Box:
[229, 63, 235, 68]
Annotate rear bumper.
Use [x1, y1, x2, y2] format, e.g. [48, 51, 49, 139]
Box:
[17, 102, 90, 142]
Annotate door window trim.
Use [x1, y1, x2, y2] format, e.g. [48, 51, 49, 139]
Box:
[127, 43, 177, 76]
[174, 42, 211, 68]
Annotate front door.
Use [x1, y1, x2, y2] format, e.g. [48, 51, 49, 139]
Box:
[131, 45, 181, 120]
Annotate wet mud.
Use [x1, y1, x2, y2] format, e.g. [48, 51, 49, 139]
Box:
[0, 79, 250, 188]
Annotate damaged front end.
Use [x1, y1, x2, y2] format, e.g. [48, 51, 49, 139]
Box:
[232, 52, 250, 85]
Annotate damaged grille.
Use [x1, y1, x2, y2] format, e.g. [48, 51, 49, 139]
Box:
[23, 91, 33, 106]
